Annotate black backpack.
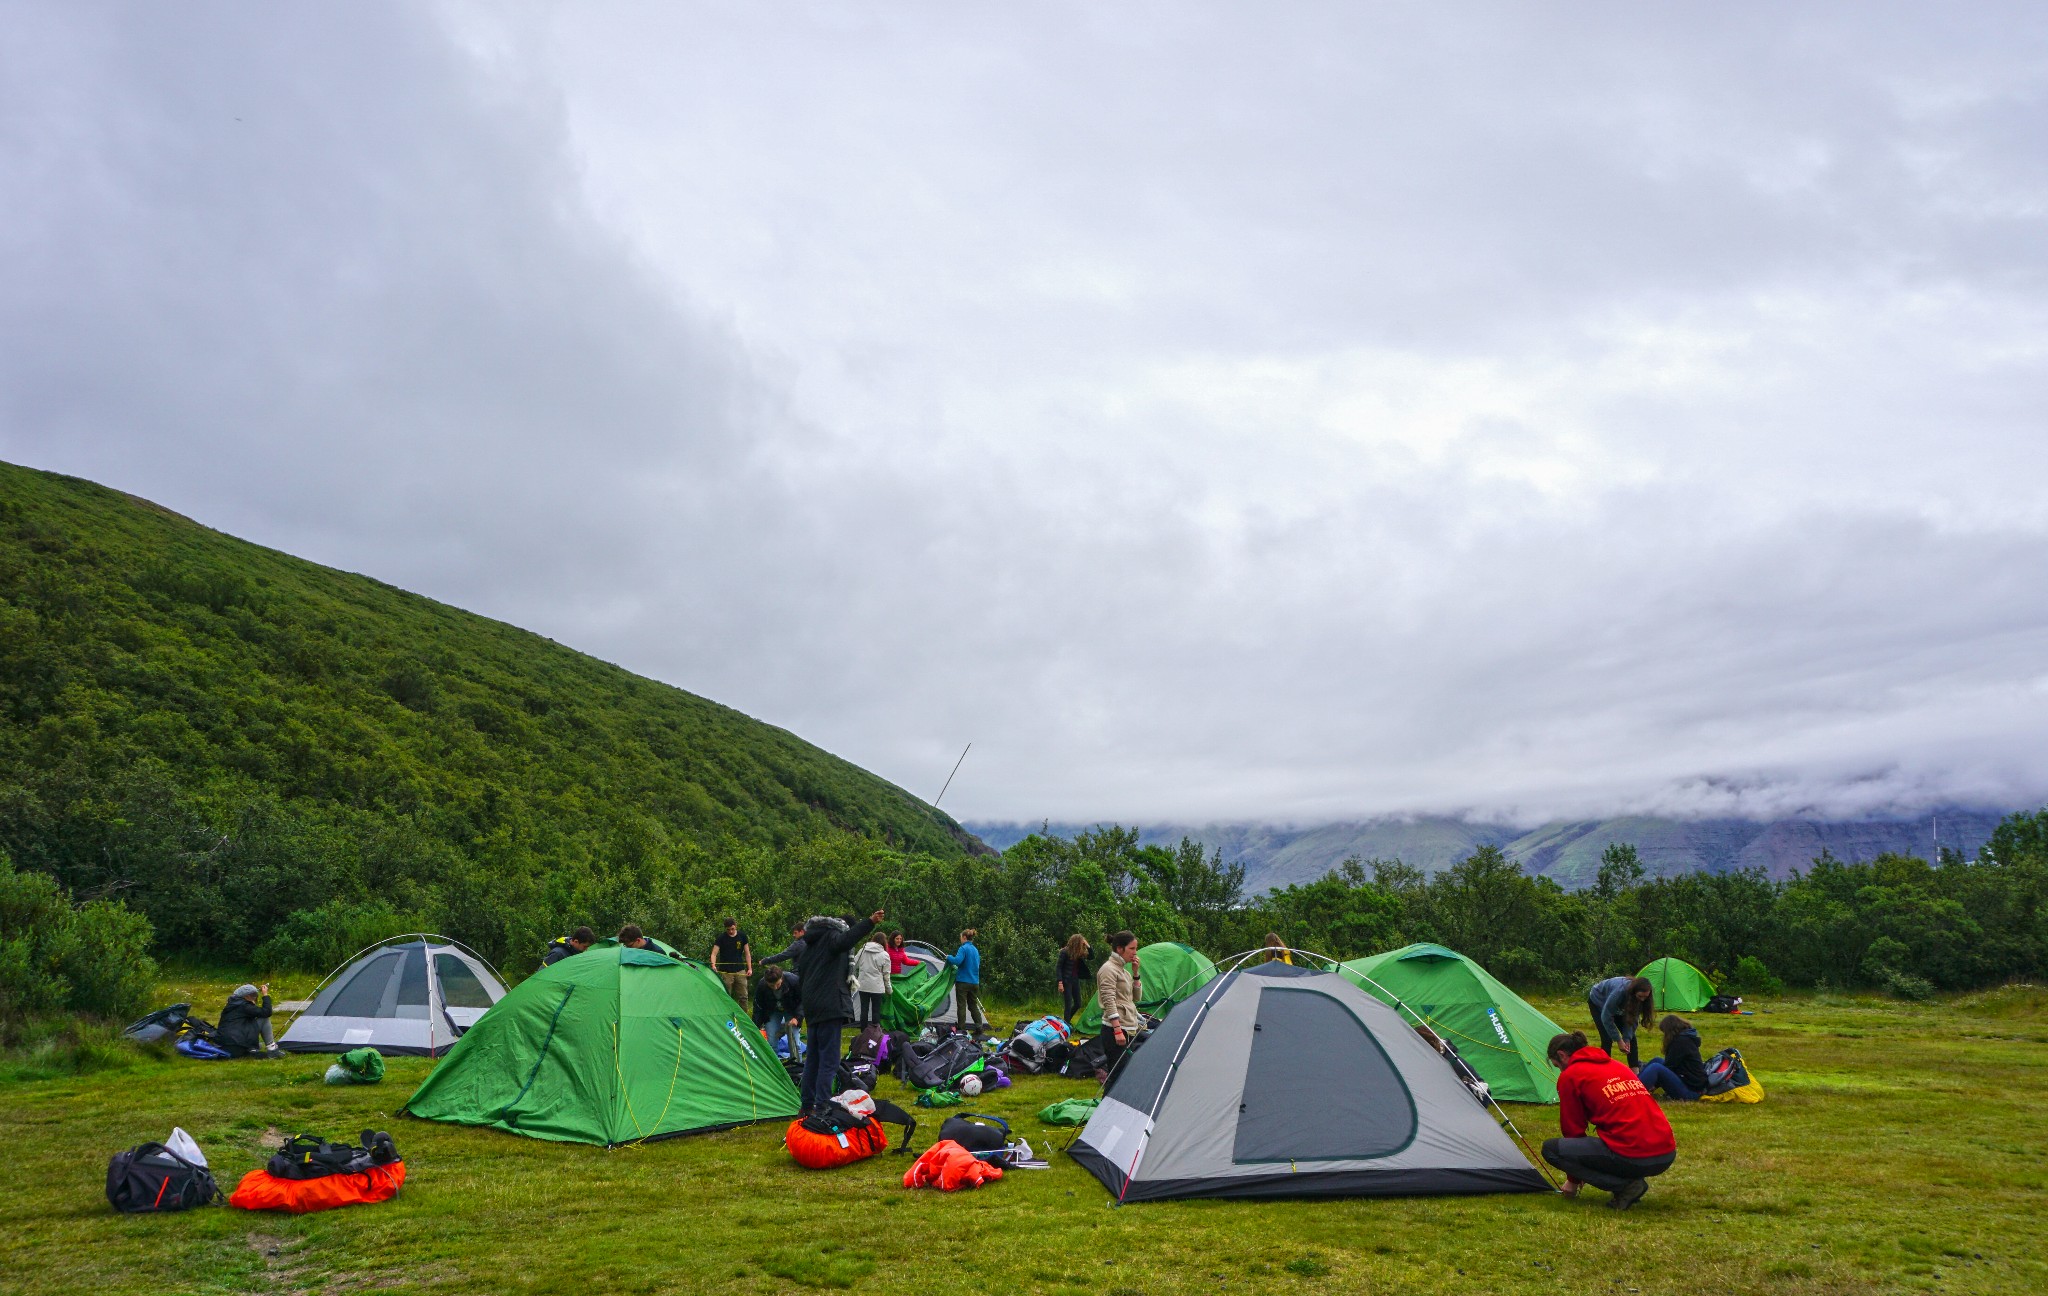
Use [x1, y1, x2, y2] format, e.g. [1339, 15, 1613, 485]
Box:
[266, 1131, 398, 1181]
[898, 1034, 982, 1090]
[106, 1143, 220, 1213]
[1703, 994, 1744, 1014]
[937, 1113, 1009, 1155]
[1703, 1047, 1751, 1096]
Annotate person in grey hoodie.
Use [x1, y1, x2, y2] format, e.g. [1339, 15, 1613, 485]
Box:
[1587, 975, 1655, 1067]
[853, 934, 891, 1029]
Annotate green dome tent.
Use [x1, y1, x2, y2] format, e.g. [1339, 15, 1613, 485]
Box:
[404, 940, 798, 1146]
[1337, 943, 1566, 1104]
[1076, 942, 1218, 1034]
[1638, 956, 1716, 1012]
[882, 946, 957, 1033]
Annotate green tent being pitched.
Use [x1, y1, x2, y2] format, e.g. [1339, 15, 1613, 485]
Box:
[882, 956, 956, 1033]
[1337, 943, 1566, 1104]
[1638, 956, 1716, 1012]
[403, 940, 797, 1146]
[1075, 942, 1219, 1034]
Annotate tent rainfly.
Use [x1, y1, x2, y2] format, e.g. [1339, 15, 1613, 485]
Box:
[1075, 942, 1219, 1034]
[1338, 943, 1568, 1104]
[883, 940, 957, 1032]
[403, 940, 797, 1146]
[1638, 957, 1717, 1012]
[1069, 961, 1550, 1201]
[278, 935, 505, 1058]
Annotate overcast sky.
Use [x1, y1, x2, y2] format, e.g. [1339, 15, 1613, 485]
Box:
[5, 2, 2047, 826]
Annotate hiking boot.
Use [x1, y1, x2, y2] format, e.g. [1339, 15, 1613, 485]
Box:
[1607, 1179, 1648, 1211]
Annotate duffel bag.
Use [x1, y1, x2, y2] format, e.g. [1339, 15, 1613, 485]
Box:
[230, 1161, 405, 1213]
[106, 1142, 220, 1213]
[785, 1117, 892, 1169]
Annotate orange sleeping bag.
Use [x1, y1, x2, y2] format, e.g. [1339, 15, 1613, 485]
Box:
[229, 1161, 405, 1213]
[785, 1118, 891, 1169]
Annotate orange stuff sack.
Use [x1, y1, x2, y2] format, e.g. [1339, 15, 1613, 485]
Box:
[902, 1139, 1003, 1192]
[229, 1161, 405, 1213]
[785, 1118, 891, 1169]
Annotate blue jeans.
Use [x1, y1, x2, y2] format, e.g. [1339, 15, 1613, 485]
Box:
[1637, 1058, 1698, 1101]
[800, 1020, 844, 1111]
[765, 1014, 802, 1059]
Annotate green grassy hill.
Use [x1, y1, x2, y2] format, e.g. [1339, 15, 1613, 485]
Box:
[0, 461, 979, 964]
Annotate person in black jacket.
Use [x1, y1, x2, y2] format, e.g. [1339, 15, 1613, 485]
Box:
[793, 909, 884, 1114]
[1636, 1014, 1711, 1100]
[216, 983, 276, 1057]
[1056, 934, 1091, 1024]
[541, 927, 595, 967]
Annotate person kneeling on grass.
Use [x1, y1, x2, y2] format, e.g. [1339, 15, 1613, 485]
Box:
[1542, 1030, 1676, 1210]
[1637, 1014, 1711, 1101]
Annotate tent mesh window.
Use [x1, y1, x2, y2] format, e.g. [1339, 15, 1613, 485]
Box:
[434, 954, 493, 1009]
[1233, 987, 1417, 1164]
[395, 945, 431, 1018]
[321, 949, 403, 1018]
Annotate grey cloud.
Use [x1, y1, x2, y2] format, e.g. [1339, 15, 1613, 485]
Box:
[4, 1, 2047, 829]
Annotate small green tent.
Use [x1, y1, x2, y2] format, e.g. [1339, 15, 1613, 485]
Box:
[1638, 956, 1716, 1012]
[1338, 943, 1566, 1104]
[404, 940, 797, 1146]
[1075, 942, 1219, 1034]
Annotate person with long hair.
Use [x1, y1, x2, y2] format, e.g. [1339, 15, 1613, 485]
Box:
[1541, 1030, 1677, 1210]
[1587, 974, 1656, 1067]
[1261, 932, 1292, 964]
[886, 930, 916, 975]
[1636, 1014, 1710, 1101]
[1095, 931, 1142, 1075]
[1056, 934, 1091, 1024]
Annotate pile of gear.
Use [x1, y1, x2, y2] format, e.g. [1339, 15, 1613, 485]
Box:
[107, 1127, 406, 1216]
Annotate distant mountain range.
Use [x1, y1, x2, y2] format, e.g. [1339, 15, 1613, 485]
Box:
[965, 809, 2012, 892]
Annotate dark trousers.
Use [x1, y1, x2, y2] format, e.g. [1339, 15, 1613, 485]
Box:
[1098, 1024, 1128, 1077]
[1587, 997, 1638, 1067]
[1637, 1058, 1699, 1101]
[800, 1020, 844, 1111]
[857, 991, 884, 1027]
[955, 983, 986, 1030]
[1061, 982, 1083, 1024]
[1542, 1136, 1674, 1194]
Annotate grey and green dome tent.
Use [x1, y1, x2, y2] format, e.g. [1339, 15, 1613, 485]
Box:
[1638, 956, 1716, 1012]
[404, 940, 797, 1146]
[1075, 942, 1218, 1034]
[1069, 961, 1548, 1202]
[1338, 943, 1566, 1104]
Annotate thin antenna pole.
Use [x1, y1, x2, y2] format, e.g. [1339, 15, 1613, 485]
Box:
[933, 742, 972, 808]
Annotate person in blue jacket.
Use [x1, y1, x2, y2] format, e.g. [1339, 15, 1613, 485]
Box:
[947, 928, 988, 1035]
[1587, 975, 1655, 1067]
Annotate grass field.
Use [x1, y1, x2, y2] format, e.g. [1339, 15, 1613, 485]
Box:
[4, 975, 2045, 1295]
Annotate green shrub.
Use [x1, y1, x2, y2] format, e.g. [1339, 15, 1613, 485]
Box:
[0, 852, 157, 1024]
[1880, 968, 1936, 1001]
[1725, 955, 1784, 996]
[251, 898, 423, 972]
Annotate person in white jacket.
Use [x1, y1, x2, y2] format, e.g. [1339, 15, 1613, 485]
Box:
[853, 935, 892, 1029]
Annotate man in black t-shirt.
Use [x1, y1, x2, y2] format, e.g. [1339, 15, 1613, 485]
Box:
[710, 917, 752, 1005]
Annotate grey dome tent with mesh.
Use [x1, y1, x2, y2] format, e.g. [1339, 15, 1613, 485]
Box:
[278, 935, 507, 1057]
[1069, 959, 1550, 1202]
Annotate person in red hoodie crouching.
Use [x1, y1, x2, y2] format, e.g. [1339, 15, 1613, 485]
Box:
[1542, 1031, 1676, 1210]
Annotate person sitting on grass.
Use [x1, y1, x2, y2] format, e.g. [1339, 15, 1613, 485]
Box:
[1587, 974, 1656, 1067]
[1637, 1014, 1710, 1101]
[1542, 1030, 1676, 1210]
[542, 926, 595, 966]
[217, 983, 277, 1058]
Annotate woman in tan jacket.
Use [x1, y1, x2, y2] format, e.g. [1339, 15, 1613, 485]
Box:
[1095, 930, 1142, 1073]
